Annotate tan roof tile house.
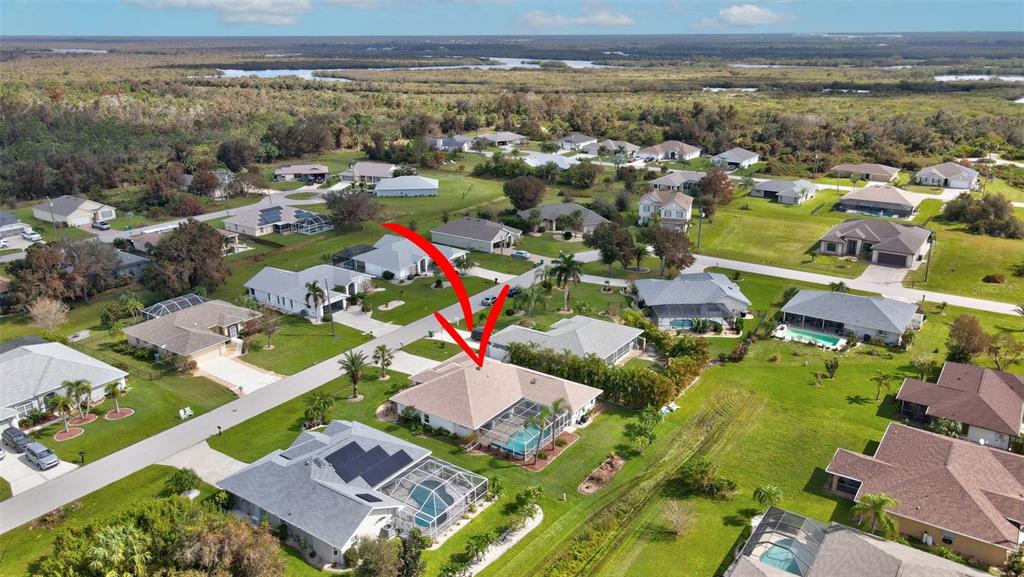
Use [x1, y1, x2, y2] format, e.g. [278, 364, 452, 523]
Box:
[391, 354, 601, 460]
[124, 299, 261, 361]
[826, 423, 1024, 567]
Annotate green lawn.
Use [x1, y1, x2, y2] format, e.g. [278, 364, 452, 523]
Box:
[402, 338, 462, 362]
[244, 315, 372, 375]
[491, 282, 632, 333]
[582, 254, 663, 279]
[904, 221, 1024, 304]
[0, 477, 10, 502]
[517, 234, 591, 258]
[810, 176, 861, 188]
[284, 192, 322, 201]
[368, 276, 495, 325]
[984, 177, 1024, 202]
[468, 251, 537, 275]
[0, 285, 158, 342]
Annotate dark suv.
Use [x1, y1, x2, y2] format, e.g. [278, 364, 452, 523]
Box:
[2, 427, 32, 453]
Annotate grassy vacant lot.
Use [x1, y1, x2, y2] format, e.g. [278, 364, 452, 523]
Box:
[905, 221, 1024, 304]
[581, 254, 662, 279]
[244, 315, 372, 375]
[369, 276, 495, 325]
[517, 233, 591, 257]
[985, 178, 1024, 202]
[468, 251, 536, 275]
[0, 286, 159, 343]
[402, 338, 462, 362]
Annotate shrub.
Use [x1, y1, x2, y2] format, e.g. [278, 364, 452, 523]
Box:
[247, 339, 265, 353]
[537, 226, 546, 234]
[382, 270, 395, 281]
[537, 451, 549, 460]
[982, 273, 1006, 284]
[931, 546, 966, 563]
[768, 353, 780, 363]
[554, 437, 568, 447]
[678, 458, 737, 500]
[343, 547, 359, 568]
[562, 230, 573, 240]
[505, 308, 516, 316]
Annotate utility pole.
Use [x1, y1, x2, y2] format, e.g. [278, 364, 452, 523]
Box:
[322, 277, 335, 337]
[48, 198, 57, 231]
[697, 210, 706, 249]
[924, 232, 934, 283]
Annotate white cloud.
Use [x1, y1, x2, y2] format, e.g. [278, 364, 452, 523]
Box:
[524, 7, 635, 29]
[324, 0, 382, 8]
[691, 3, 796, 29]
[132, 0, 312, 26]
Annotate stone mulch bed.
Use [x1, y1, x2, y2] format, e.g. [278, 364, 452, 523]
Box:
[54, 427, 85, 442]
[468, 431, 579, 473]
[104, 408, 135, 420]
[375, 402, 398, 423]
[579, 453, 627, 494]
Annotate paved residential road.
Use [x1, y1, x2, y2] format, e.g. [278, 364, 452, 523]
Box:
[0, 270, 536, 534]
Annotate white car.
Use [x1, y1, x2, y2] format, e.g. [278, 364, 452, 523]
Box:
[21, 230, 42, 242]
[0, 239, 8, 249]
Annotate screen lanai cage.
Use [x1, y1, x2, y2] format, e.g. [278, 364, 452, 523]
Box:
[735, 508, 827, 577]
[474, 398, 571, 460]
[380, 457, 487, 538]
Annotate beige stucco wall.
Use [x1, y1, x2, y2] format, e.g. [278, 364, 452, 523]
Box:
[894, 514, 1010, 567]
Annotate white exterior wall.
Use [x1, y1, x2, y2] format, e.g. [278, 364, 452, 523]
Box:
[225, 221, 272, 237]
[374, 186, 437, 198]
[844, 323, 902, 345]
[965, 425, 1011, 450]
[394, 403, 476, 437]
[8, 376, 125, 419]
[430, 232, 494, 253]
[638, 201, 657, 224]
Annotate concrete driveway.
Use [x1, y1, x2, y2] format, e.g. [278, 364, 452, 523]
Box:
[196, 356, 280, 395]
[160, 441, 246, 485]
[0, 451, 78, 496]
[332, 309, 400, 337]
[857, 264, 910, 286]
[389, 351, 439, 375]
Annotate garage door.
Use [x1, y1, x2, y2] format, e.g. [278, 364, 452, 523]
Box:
[875, 252, 907, 267]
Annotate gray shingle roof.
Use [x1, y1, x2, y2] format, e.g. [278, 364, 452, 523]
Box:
[0, 211, 22, 228]
[353, 235, 465, 273]
[478, 131, 525, 144]
[245, 265, 370, 305]
[831, 163, 901, 179]
[373, 175, 438, 192]
[916, 161, 979, 181]
[274, 164, 328, 176]
[781, 290, 917, 334]
[820, 219, 931, 255]
[639, 140, 701, 156]
[839, 185, 916, 210]
[30, 195, 98, 217]
[559, 132, 597, 144]
[432, 217, 521, 243]
[0, 338, 127, 408]
[649, 170, 704, 188]
[517, 203, 609, 228]
[635, 272, 751, 310]
[713, 147, 758, 163]
[490, 316, 642, 362]
[753, 179, 816, 198]
[348, 161, 397, 179]
[522, 152, 578, 170]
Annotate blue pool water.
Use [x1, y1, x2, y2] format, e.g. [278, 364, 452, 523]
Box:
[759, 538, 801, 575]
[411, 480, 454, 528]
[778, 326, 843, 347]
[670, 319, 694, 330]
[504, 424, 543, 454]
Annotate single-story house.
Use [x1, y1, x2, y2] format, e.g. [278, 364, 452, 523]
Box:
[915, 162, 979, 190]
[517, 202, 609, 234]
[0, 211, 31, 239]
[711, 147, 759, 170]
[181, 168, 235, 199]
[581, 139, 639, 158]
[273, 164, 329, 184]
[337, 235, 467, 281]
[218, 420, 486, 569]
[114, 250, 150, 279]
[751, 179, 817, 205]
[638, 140, 701, 162]
[896, 362, 1023, 451]
[31, 195, 116, 228]
[827, 423, 1024, 567]
[130, 225, 240, 255]
[831, 162, 901, 183]
[836, 185, 917, 219]
[818, 219, 931, 268]
[140, 293, 209, 320]
[648, 170, 703, 193]
[393, 354, 603, 459]
[726, 506, 993, 577]
[340, 161, 397, 184]
[780, 290, 920, 345]
[245, 264, 372, 319]
[635, 273, 751, 328]
[557, 132, 598, 151]
[371, 175, 438, 198]
[426, 134, 475, 152]
[125, 299, 261, 361]
[430, 217, 522, 254]
[488, 316, 644, 365]
[224, 206, 334, 237]
[0, 336, 127, 422]
[637, 189, 694, 229]
[522, 151, 578, 171]
[477, 131, 526, 146]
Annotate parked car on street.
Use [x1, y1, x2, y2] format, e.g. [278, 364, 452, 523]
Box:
[511, 250, 531, 259]
[470, 326, 484, 341]
[2, 427, 32, 453]
[481, 296, 497, 306]
[25, 442, 60, 470]
[91, 220, 111, 230]
[506, 286, 522, 298]
[21, 230, 42, 242]
[0, 239, 8, 249]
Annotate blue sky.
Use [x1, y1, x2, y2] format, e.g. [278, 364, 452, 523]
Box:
[2, 0, 1021, 36]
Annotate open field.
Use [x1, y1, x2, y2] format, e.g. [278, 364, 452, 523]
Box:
[243, 315, 372, 375]
[370, 276, 496, 325]
[401, 338, 462, 362]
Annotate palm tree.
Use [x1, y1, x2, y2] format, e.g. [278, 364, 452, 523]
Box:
[632, 244, 648, 271]
[305, 281, 326, 321]
[1016, 303, 1024, 321]
[119, 292, 144, 320]
[513, 284, 548, 318]
[63, 379, 92, 419]
[338, 350, 369, 399]
[546, 398, 568, 449]
[104, 382, 124, 414]
[752, 485, 784, 511]
[107, 319, 126, 343]
[88, 523, 151, 577]
[852, 492, 900, 539]
[373, 344, 394, 379]
[304, 391, 335, 426]
[50, 394, 75, 434]
[871, 371, 893, 401]
[524, 407, 550, 464]
[549, 253, 583, 312]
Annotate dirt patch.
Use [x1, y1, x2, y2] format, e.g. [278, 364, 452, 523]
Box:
[375, 402, 398, 422]
[104, 408, 135, 420]
[68, 414, 98, 426]
[579, 453, 627, 494]
[54, 427, 86, 442]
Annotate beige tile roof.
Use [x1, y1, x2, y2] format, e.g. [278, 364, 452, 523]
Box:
[124, 299, 260, 356]
[827, 423, 1024, 550]
[393, 354, 602, 430]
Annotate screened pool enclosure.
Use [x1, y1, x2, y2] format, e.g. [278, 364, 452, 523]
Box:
[737, 508, 827, 576]
[474, 398, 570, 460]
[380, 457, 487, 538]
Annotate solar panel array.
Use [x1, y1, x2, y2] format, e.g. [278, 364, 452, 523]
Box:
[257, 207, 284, 227]
[324, 442, 414, 487]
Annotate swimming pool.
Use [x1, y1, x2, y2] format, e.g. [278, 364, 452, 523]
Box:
[503, 424, 544, 455]
[411, 480, 454, 528]
[669, 319, 694, 330]
[759, 538, 801, 574]
[776, 326, 844, 348]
